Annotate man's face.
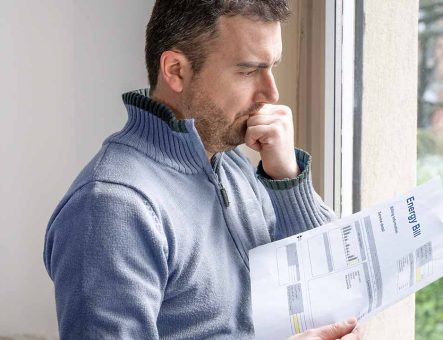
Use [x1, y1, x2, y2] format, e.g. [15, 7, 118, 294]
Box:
[181, 15, 282, 154]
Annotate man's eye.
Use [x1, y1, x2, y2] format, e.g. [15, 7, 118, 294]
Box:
[241, 70, 257, 77]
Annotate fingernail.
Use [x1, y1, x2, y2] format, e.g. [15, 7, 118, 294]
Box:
[346, 317, 357, 326]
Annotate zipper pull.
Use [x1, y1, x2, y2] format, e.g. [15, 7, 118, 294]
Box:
[220, 184, 230, 208]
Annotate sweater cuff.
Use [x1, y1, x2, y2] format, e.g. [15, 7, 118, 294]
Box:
[257, 149, 335, 238]
[256, 148, 310, 189]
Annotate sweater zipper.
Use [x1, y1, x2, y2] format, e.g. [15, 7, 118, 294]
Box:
[212, 154, 230, 208]
[215, 172, 230, 208]
[210, 153, 249, 270]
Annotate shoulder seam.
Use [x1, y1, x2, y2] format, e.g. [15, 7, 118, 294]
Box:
[91, 143, 111, 179]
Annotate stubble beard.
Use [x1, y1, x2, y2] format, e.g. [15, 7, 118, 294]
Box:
[182, 83, 254, 154]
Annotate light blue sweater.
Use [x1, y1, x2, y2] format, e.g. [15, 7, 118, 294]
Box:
[43, 89, 334, 339]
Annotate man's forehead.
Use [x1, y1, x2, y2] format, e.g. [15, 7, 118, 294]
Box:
[214, 15, 282, 63]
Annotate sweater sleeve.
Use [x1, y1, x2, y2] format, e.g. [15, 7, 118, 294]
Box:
[256, 149, 336, 241]
[43, 181, 168, 340]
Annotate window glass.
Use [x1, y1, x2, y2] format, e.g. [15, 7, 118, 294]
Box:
[416, 1, 443, 339]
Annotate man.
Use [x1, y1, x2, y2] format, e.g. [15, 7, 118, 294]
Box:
[44, 1, 361, 339]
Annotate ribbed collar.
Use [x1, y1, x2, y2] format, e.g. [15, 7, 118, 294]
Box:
[104, 88, 214, 174]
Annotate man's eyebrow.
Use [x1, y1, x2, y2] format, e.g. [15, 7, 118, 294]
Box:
[236, 58, 282, 69]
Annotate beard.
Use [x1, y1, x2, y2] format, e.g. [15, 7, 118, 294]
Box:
[181, 80, 262, 154]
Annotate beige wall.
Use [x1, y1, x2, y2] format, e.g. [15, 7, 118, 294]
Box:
[359, 0, 418, 339]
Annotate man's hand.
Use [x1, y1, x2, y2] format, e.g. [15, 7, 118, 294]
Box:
[288, 318, 363, 340]
[245, 104, 299, 180]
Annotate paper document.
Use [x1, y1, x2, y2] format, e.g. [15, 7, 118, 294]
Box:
[249, 178, 443, 340]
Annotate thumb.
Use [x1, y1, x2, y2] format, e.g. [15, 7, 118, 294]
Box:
[317, 317, 357, 339]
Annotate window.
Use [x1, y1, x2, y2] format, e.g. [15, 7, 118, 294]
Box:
[416, 1, 443, 339]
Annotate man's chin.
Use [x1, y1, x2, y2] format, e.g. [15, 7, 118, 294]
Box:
[203, 128, 246, 154]
[223, 137, 246, 152]
[209, 140, 244, 154]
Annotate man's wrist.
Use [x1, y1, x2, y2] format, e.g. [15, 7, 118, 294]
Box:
[256, 149, 312, 190]
[262, 164, 300, 180]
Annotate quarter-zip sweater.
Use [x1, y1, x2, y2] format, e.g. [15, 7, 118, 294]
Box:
[43, 89, 335, 339]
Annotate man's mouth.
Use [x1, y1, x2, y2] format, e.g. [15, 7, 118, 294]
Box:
[236, 104, 264, 119]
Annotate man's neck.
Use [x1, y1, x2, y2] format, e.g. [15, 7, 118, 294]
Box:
[150, 91, 184, 120]
[151, 88, 214, 162]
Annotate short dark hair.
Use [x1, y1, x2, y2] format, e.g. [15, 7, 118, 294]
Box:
[145, 0, 291, 91]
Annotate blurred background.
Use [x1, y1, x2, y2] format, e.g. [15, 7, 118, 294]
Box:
[416, 1, 443, 339]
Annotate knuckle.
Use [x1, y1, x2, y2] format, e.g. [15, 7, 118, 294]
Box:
[322, 323, 341, 338]
[331, 323, 342, 333]
[269, 125, 280, 138]
[276, 118, 287, 129]
[279, 105, 292, 116]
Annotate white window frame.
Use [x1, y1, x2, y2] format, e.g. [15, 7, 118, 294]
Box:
[324, 0, 356, 217]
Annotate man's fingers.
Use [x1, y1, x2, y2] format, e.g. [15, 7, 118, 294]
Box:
[287, 318, 360, 340]
[244, 103, 297, 179]
[246, 114, 279, 127]
[343, 323, 364, 340]
[247, 105, 292, 127]
[254, 103, 292, 116]
[244, 125, 281, 149]
[318, 317, 358, 339]
[352, 324, 362, 335]
[244, 125, 267, 151]
[341, 329, 360, 340]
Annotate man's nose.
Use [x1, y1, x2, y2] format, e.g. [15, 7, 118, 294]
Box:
[255, 70, 279, 104]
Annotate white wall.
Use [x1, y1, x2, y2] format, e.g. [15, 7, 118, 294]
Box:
[0, 1, 154, 337]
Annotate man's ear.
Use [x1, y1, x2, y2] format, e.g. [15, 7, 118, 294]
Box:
[158, 50, 191, 93]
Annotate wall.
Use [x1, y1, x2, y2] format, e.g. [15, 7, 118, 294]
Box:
[358, 0, 418, 339]
[0, 1, 153, 337]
